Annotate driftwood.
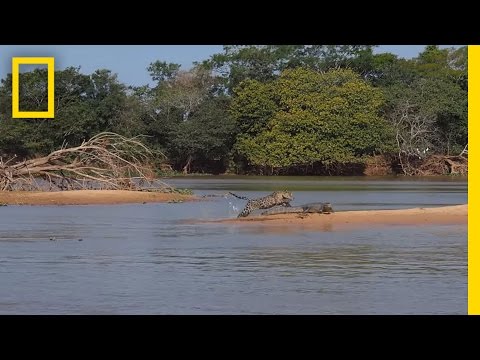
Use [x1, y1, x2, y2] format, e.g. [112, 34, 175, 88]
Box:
[261, 202, 334, 216]
[399, 154, 468, 176]
[0, 132, 175, 192]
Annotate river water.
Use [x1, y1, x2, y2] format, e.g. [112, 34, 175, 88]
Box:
[0, 176, 467, 314]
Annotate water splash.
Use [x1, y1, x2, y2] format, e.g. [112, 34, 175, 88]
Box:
[228, 201, 240, 216]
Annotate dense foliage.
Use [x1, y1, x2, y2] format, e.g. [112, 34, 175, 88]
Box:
[0, 45, 468, 175]
[232, 68, 394, 173]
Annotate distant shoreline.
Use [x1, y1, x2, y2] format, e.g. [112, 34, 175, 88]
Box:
[0, 190, 199, 205]
[206, 205, 468, 231]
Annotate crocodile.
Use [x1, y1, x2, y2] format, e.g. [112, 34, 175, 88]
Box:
[261, 202, 334, 216]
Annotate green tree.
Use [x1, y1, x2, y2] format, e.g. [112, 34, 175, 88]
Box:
[380, 46, 468, 156]
[384, 76, 467, 156]
[0, 69, 57, 156]
[0, 67, 136, 159]
[233, 68, 394, 173]
[167, 96, 236, 173]
[202, 45, 377, 92]
[147, 61, 181, 83]
[142, 61, 234, 172]
[229, 79, 277, 135]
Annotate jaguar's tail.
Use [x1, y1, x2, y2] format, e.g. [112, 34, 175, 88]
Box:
[229, 192, 249, 200]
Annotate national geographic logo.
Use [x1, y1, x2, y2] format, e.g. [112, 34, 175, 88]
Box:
[11, 57, 55, 119]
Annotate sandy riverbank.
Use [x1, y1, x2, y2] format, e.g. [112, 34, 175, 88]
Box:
[0, 190, 198, 205]
[208, 204, 467, 231]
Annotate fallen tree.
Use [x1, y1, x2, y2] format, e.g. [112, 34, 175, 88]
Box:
[0, 132, 175, 192]
[396, 154, 467, 176]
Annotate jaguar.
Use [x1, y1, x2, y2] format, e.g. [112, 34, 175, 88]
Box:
[229, 191, 294, 218]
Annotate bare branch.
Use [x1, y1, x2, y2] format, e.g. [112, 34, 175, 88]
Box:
[1, 132, 175, 192]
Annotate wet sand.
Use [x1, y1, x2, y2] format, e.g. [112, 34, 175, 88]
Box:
[0, 190, 198, 205]
[208, 204, 468, 231]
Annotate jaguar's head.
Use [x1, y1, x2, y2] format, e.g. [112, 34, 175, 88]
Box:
[275, 190, 294, 202]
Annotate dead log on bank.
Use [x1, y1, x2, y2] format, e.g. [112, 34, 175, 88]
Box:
[0, 132, 174, 192]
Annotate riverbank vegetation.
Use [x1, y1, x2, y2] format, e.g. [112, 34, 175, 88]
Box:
[0, 45, 467, 177]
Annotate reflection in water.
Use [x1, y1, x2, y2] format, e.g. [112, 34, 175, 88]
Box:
[243, 245, 465, 277]
[240, 221, 335, 235]
[0, 178, 467, 314]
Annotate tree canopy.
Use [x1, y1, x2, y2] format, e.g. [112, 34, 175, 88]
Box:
[233, 68, 394, 172]
[0, 45, 468, 176]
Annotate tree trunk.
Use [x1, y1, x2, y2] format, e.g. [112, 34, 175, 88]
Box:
[183, 156, 192, 174]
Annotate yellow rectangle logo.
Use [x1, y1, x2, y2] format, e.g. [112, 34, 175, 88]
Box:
[12, 57, 55, 118]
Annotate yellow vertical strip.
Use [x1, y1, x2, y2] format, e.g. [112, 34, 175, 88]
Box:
[469, 45, 479, 315]
[47, 57, 55, 118]
[11, 58, 20, 117]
